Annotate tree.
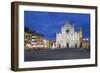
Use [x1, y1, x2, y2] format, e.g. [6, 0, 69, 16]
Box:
[25, 27, 32, 33]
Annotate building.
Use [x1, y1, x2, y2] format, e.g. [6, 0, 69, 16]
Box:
[44, 39, 50, 48]
[82, 38, 90, 49]
[56, 22, 82, 48]
[36, 35, 44, 48]
[31, 31, 44, 48]
[31, 32, 38, 48]
[24, 27, 44, 49]
[24, 31, 32, 49]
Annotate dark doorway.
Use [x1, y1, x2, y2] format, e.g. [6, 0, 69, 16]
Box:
[67, 43, 69, 48]
[58, 44, 60, 48]
[75, 44, 77, 48]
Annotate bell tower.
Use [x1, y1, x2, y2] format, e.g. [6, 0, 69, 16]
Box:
[79, 26, 82, 47]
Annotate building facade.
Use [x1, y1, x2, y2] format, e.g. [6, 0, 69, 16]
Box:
[56, 23, 82, 48]
[24, 32, 32, 48]
[82, 38, 90, 49]
[31, 32, 44, 48]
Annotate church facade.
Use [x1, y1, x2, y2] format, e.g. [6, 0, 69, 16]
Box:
[56, 23, 82, 48]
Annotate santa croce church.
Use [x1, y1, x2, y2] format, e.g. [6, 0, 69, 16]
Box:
[56, 22, 82, 48]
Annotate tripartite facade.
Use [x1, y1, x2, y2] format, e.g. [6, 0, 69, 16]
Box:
[56, 23, 82, 48]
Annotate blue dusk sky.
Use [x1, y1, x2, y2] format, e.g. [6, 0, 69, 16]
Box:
[24, 11, 90, 40]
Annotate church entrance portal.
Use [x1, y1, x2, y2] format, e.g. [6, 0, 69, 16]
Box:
[66, 43, 69, 48]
